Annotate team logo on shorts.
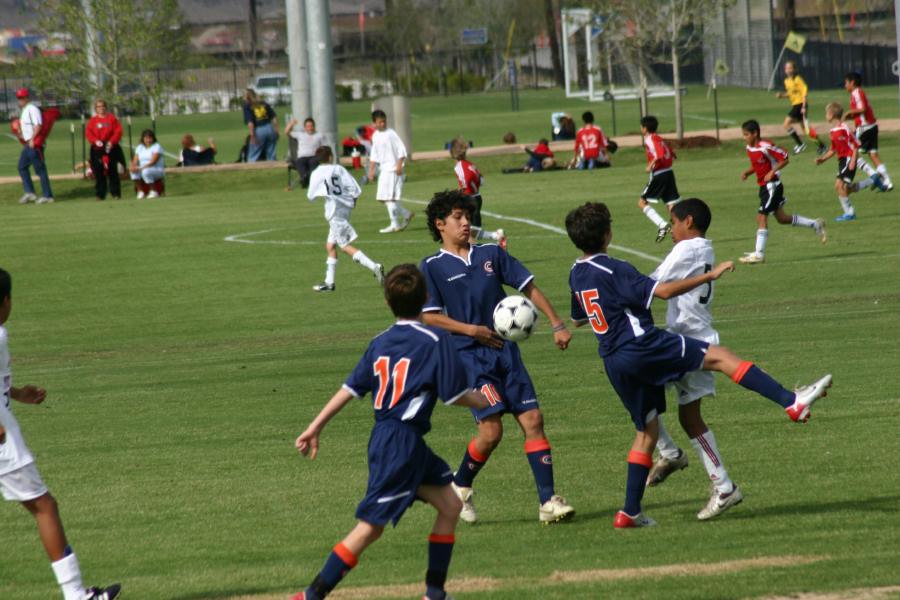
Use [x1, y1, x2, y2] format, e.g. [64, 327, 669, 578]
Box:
[483, 261, 494, 274]
[541, 455, 552, 465]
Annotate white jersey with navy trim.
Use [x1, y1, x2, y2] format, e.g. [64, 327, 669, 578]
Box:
[0, 326, 36, 477]
[308, 163, 362, 221]
[650, 237, 717, 337]
[371, 128, 407, 170]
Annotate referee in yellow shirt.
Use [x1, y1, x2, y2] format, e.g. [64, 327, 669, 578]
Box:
[776, 60, 826, 155]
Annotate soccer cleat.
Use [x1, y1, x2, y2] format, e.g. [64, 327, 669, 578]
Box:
[84, 584, 121, 600]
[813, 218, 827, 244]
[871, 173, 886, 192]
[697, 485, 743, 520]
[613, 510, 657, 528]
[738, 252, 765, 264]
[147, 190, 160, 199]
[792, 143, 807, 154]
[18, 193, 37, 204]
[816, 144, 828, 156]
[422, 596, 456, 600]
[374, 263, 385, 286]
[136, 191, 146, 200]
[785, 374, 832, 422]
[36, 196, 54, 204]
[834, 213, 856, 222]
[646, 450, 689, 487]
[398, 211, 415, 231]
[655, 223, 671, 243]
[539, 495, 575, 524]
[451, 481, 477, 524]
[496, 229, 507, 251]
[312, 282, 335, 292]
[379, 224, 400, 234]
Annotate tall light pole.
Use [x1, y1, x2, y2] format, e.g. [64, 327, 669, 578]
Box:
[81, 0, 101, 90]
[285, 0, 311, 121]
[306, 0, 337, 151]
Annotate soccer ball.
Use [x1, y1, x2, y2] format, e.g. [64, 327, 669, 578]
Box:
[493, 296, 538, 342]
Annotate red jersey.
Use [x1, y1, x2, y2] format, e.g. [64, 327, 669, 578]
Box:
[746, 140, 788, 186]
[85, 113, 123, 146]
[532, 142, 554, 157]
[644, 133, 674, 173]
[829, 123, 859, 159]
[454, 159, 483, 196]
[575, 124, 608, 160]
[849, 87, 877, 129]
[360, 124, 375, 142]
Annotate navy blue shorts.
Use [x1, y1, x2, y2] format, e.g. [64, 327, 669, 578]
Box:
[602, 329, 709, 431]
[459, 342, 539, 423]
[355, 421, 453, 527]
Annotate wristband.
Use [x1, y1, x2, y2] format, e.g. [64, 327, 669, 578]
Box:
[551, 323, 567, 333]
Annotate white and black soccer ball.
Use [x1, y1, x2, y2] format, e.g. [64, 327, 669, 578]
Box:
[492, 295, 538, 342]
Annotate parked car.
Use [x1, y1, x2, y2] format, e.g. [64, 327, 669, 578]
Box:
[251, 73, 290, 105]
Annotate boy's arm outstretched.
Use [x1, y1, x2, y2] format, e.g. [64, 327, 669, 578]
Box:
[295, 387, 355, 459]
[521, 281, 571, 350]
[422, 313, 504, 349]
[654, 261, 734, 300]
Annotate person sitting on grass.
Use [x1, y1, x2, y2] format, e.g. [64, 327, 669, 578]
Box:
[177, 134, 216, 167]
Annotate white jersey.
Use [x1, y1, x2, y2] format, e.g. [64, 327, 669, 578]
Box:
[0, 326, 36, 476]
[370, 128, 407, 170]
[307, 163, 362, 221]
[19, 103, 42, 142]
[650, 237, 716, 337]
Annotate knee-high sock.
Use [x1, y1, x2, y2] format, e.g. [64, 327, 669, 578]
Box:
[425, 534, 455, 600]
[624, 450, 652, 516]
[324, 257, 338, 286]
[838, 196, 855, 215]
[791, 214, 816, 228]
[305, 543, 358, 600]
[856, 176, 875, 190]
[525, 438, 555, 504]
[787, 127, 802, 145]
[755, 229, 768, 256]
[454, 439, 487, 488]
[730, 362, 795, 408]
[858, 158, 876, 176]
[52, 548, 85, 600]
[690, 430, 733, 494]
[876, 163, 892, 184]
[642, 205, 667, 228]
[655, 416, 681, 460]
[352, 250, 378, 272]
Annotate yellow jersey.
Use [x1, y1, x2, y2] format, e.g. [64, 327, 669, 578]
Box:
[783, 75, 808, 106]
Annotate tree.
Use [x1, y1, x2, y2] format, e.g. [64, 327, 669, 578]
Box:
[26, 0, 186, 113]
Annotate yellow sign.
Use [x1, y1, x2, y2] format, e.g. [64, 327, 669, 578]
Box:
[785, 31, 807, 54]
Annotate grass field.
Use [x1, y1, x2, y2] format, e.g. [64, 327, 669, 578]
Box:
[4, 83, 900, 176]
[1, 112, 899, 599]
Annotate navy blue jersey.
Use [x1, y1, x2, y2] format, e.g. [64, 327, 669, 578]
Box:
[421, 244, 534, 350]
[344, 320, 469, 434]
[569, 254, 660, 357]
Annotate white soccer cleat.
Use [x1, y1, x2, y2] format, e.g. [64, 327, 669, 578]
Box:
[613, 510, 657, 528]
[379, 224, 399, 234]
[374, 263, 385, 286]
[739, 252, 765, 264]
[36, 196, 54, 204]
[398, 211, 415, 231]
[147, 190, 160, 199]
[793, 143, 807, 154]
[18, 193, 36, 204]
[451, 481, 477, 524]
[814, 218, 827, 244]
[786, 374, 833, 423]
[697, 485, 743, 520]
[646, 450, 689, 487]
[136, 191, 146, 200]
[539, 494, 575, 524]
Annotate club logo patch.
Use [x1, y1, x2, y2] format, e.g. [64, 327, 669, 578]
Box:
[541, 455, 553, 465]
[483, 261, 494, 273]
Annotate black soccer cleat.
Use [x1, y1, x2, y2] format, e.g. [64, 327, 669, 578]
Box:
[312, 282, 335, 292]
[85, 583, 121, 600]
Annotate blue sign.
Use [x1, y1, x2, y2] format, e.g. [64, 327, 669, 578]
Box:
[461, 28, 488, 46]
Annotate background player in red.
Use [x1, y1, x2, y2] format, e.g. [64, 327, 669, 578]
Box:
[739, 119, 826, 264]
[816, 102, 885, 222]
[573, 111, 610, 170]
[449, 137, 506, 247]
[85, 99, 125, 201]
[843, 71, 893, 191]
[637, 116, 679, 242]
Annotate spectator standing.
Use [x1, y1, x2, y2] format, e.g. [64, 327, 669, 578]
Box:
[243, 88, 278, 162]
[85, 99, 125, 200]
[286, 117, 325, 187]
[129, 129, 165, 199]
[14, 88, 54, 205]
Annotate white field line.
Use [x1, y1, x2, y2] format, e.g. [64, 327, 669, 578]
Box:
[223, 228, 560, 246]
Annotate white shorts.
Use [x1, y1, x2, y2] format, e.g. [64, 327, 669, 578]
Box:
[669, 329, 719, 405]
[376, 170, 403, 201]
[0, 463, 48, 502]
[327, 218, 358, 248]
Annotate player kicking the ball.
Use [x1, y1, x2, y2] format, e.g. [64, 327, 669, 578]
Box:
[308, 146, 384, 291]
[293, 264, 489, 600]
[565, 202, 832, 528]
[0, 269, 121, 600]
[420, 190, 575, 525]
[637, 116, 680, 243]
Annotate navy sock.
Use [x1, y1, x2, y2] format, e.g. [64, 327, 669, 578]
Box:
[424, 534, 455, 599]
[305, 543, 357, 599]
[789, 129, 802, 145]
[624, 451, 652, 515]
[732, 362, 795, 408]
[453, 440, 487, 488]
[525, 438, 555, 504]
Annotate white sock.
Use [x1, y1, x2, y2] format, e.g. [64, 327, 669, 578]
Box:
[839, 196, 854, 215]
[791, 214, 816, 228]
[859, 158, 876, 176]
[352, 250, 377, 271]
[689, 430, 734, 494]
[755, 229, 768, 256]
[51, 553, 85, 600]
[856, 176, 874, 190]
[642, 205, 667, 228]
[384, 201, 400, 227]
[325, 257, 337, 285]
[474, 228, 500, 241]
[655, 416, 682, 460]
[876, 163, 892, 184]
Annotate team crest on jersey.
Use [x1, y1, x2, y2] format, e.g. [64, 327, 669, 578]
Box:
[483, 261, 494, 274]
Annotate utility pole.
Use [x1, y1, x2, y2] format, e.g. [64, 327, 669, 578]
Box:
[249, 0, 258, 64]
[306, 0, 338, 151]
[80, 0, 101, 90]
[285, 0, 311, 121]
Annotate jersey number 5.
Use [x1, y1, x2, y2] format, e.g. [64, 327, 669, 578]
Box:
[578, 289, 609, 334]
[373, 356, 411, 410]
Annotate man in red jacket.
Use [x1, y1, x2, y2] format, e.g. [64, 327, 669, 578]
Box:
[85, 99, 125, 200]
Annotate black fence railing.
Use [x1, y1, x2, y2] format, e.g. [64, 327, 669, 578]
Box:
[795, 40, 898, 89]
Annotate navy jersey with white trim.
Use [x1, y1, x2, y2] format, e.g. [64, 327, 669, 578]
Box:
[569, 254, 660, 357]
[420, 244, 533, 349]
[344, 321, 469, 434]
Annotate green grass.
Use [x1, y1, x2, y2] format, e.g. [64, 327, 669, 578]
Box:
[1, 126, 899, 599]
[5, 83, 900, 176]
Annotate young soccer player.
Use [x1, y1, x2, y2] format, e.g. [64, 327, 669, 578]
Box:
[644, 198, 742, 520]
[638, 115, 680, 243]
[307, 146, 384, 292]
[739, 119, 826, 264]
[815, 102, 886, 223]
[420, 190, 575, 525]
[775, 60, 826, 155]
[0, 269, 121, 600]
[843, 71, 894, 191]
[574, 111, 611, 170]
[565, 202, 832, 527]
[367, 109, 414, 233]
[449, 137, 506, 248]
[293, 264, 489, 600]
